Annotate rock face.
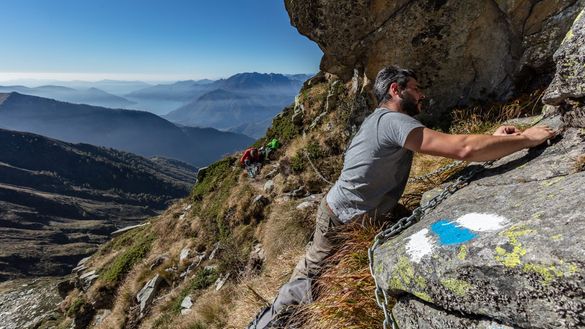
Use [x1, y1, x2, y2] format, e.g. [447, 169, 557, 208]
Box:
[285, 0, 584, 115]
[373, 116, 585, 328]
[543, 8, 585, 128]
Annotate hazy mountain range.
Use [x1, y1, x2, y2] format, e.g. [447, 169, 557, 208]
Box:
[163, 73, 309, 137]
[0, 73, 311, 138]
[0, 92, 254, 167]
[0, 85, 136, 109]
[0, 128, 197, 279]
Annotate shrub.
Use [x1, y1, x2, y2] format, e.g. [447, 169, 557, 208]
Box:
[101, 232, 154, 284]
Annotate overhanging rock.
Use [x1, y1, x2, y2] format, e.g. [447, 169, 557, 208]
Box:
[373, 117, 585, 328]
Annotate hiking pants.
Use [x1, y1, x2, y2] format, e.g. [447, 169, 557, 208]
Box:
[248, 197, 343, 329]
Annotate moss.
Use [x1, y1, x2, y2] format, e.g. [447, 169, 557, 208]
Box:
[523, 263, 563, 284]
[413, 291, 433, 302]
[494, 225, 534, 268]
[441, 278, 472, 297]
[101, 232, 155, 283]
[457, 245, 468, 261]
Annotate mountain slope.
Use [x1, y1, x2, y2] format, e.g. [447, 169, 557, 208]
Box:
[0, 92, 254, 167]
[0, 128, 198, 280]
[163, 73, 303, 137]
[0, 85, 135, 109]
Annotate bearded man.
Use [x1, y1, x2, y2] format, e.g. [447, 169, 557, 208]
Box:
[248, 65, 555, 328]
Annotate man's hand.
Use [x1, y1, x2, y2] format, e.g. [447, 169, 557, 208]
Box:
[521, 125, 557, 147]
[493, 125, 521, 136]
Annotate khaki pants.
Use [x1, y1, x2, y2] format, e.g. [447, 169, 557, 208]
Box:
[289, 197, 343, 281]
[248, 198, 344, 329]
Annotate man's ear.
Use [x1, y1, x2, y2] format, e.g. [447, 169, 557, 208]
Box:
[388, 82, 400, 97]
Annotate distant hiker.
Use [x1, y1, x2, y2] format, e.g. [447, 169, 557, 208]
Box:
[264, 138, 281, 160]
[240, 147, 261, 178]
[247, 65, 556, 328]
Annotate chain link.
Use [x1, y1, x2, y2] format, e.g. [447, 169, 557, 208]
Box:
[368, 161, 493, 329]
[407, 160, 464, 183]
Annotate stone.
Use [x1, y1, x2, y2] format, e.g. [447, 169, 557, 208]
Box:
[136, 274, 164, 316]
[111, 223, 149, 237]
[149, 254, 169, 271]
[215, 273, 231, 291]
[78, 270, 99, 291]
[373, 119, 585, 328]
[245, 243, 266, 275]
[544, 8, 585, 106]
[93, 309, 111, 326]
[296, 201, 316, 210]
[285, 0, 583, 117]
[264, 180, 275, 193]
[180, 296, 193, 315]
[208, 242, 220, 260]
[56, 279, 75, 299]
[180, 247, 191, 263]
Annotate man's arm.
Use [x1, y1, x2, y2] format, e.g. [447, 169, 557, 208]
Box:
[403, 126, 556, 162]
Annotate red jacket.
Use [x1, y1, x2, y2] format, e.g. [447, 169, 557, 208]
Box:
[240, 147, 260, 166]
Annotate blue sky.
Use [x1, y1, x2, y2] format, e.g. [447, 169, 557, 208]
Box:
[0, 0, 322, 81]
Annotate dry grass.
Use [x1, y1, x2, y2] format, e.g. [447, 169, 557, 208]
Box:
[574, 155, 585, 172]
[302, 220, 385, 329]
[449, 89, 544, 135]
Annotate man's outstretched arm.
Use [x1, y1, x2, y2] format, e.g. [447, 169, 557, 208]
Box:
[404, 126, 556, 162]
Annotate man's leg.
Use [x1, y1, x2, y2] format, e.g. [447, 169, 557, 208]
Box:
[290, 197, 343, 281]
[248, 198, 343, 329]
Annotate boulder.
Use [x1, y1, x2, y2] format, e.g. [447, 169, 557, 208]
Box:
[180, 296, 193, 315]
[78, 270, 99, 291]
[264, 180, 275, 193]
[373, 117, 585, 328]
[136, 275, 164, 316]
[285, 0, 584, 115]
[180, 247, 191, 263]
[544, 8, 585, 105]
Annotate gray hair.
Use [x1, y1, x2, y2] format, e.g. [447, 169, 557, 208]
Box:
[374, 65, 417, 104]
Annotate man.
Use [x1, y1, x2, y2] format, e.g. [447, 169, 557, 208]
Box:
[248, 66, 555, 328]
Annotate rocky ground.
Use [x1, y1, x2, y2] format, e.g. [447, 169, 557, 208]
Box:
[0, 277, 62, 329]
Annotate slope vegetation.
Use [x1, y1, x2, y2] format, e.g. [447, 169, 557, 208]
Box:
[0, 128, 197, 280]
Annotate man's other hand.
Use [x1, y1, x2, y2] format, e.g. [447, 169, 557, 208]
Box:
[493, 125, 521, 136]
[521, 125, 557, 147]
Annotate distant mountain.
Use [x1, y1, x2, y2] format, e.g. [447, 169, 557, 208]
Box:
[285, 74, 313, 82]
[124, 80, 216, 115]
[0, 85, 136, 109]
[0, 79, 152, 95]
[0, 128, 197, 280]
[0, 92, 254, 167]
[163, 73, 303, 138]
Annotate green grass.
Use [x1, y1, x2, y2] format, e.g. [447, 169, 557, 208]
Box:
[265, 107, 301, 143]
[101, 232, 155, 284]
[66, 297, 86, 317]
[153, 268, 219, 328]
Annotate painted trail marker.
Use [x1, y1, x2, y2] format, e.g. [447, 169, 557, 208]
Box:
[405, 213, 509, 263]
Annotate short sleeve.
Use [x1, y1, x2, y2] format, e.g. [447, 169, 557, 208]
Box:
[379, 112, 425, 147]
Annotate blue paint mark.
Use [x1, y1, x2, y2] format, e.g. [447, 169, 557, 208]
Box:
[430, 220, 477, 245]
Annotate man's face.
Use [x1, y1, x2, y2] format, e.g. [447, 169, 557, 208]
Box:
[399, 79, 425, 116]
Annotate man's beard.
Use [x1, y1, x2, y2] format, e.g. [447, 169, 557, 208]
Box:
[400, 93, 421, 117]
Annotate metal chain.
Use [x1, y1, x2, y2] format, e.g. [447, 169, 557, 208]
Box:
[304, 151, 334, 185]
[367, 161, 493, 329]
[407, 160, 464, 183]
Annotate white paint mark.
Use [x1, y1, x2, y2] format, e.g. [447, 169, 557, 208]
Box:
[456, 213, 508, 232]
[406, 228, 435, 263]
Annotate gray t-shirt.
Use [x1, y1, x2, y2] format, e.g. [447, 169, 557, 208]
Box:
[327, 108, 424, 222]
